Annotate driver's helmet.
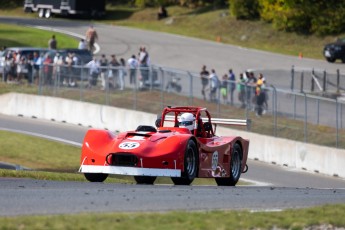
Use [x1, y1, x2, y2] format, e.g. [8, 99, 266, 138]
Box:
[179, 113, 195, 132]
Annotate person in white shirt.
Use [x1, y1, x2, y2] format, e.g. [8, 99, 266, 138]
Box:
[78, 39, 87, 50]
[209, 69, 220, 102]
[127, 54, 138, 85]
[85, 57, 100, 88]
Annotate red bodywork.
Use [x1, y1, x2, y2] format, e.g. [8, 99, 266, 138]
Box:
[79, 106, 249, 182]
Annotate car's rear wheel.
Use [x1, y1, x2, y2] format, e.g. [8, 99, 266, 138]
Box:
[171, 140, 198, 185]
[38, 8, 45, 18]
[84, 173, 108, 182]
[134, 176, 157, 185]
[326, 57, 336, 63]
[45, 9, 51, 18]
[215, 143, 242, 186]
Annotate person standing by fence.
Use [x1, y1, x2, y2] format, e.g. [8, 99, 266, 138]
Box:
[228, 68, 236, 105]
[99, 54, 108, 90]
[127, 54, 138, 85]
[200, 65, 209, 101]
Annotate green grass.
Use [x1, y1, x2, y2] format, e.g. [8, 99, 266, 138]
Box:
[0, 23, 78, 48]
[0, 204, 345, 229]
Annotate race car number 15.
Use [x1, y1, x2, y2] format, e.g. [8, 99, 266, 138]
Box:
[119, 142, 140, 150]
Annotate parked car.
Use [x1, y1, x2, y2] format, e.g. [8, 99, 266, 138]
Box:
[323, 38, 345, 63]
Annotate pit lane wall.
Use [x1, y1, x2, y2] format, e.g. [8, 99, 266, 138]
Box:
[0, 93, 344, 179]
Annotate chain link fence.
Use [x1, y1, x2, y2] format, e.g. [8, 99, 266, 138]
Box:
[2, 62, 345, 148]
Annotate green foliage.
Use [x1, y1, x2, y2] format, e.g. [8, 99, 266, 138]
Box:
[259, 0, 345, 35]
[0, 0, 22, 8]
[229, 0, 260, 20]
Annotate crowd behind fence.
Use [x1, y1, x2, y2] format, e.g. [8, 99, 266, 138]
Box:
[1, 61, 344, 149]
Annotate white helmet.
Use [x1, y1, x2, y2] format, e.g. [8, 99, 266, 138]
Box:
[179, 113, 195, 132]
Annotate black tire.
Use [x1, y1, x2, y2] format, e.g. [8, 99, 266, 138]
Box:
[45, 9, 51, 18]
[171, 140, 198, 185]
[215, 143, 242, 186]
[326, 57, 335, 63]
[134, 176, 157, 185]
[84, 173, 108, 182]
[38, 8, 45, 18]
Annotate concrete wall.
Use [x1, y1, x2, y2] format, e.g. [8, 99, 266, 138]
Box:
[1, 93, 344, 179]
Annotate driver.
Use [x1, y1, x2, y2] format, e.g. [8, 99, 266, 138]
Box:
[178, 113, 195, 133]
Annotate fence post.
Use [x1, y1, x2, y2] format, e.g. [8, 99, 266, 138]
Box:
[336, 98, 339, 148]
[291, 65, 295, 91]
[160, 67, 164, 109]
[303, 92, 308, 143]
[323, 70, 326, 92]
[311, 69, 314, 92]
[270, 85, 277, 137]
[337, 69, 340, 94]
[187, 71, 194, 105]
[300, 71, 304, 93]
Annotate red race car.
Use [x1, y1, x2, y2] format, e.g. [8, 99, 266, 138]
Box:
[79, 106, 249, 186]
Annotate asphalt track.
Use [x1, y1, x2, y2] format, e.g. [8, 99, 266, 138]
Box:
[0, 114, 345, 216]
[0, 17, 345, 216]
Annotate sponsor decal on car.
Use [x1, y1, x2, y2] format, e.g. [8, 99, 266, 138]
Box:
[212, 151, 219, 171]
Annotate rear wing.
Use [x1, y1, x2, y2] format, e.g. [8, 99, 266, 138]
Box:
[165, 115, 250, 127]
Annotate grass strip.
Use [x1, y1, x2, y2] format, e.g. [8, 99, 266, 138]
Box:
[0, 204, 344, 230]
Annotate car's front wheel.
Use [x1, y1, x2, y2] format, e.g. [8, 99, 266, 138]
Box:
[84, 173, 108, 182]
[171, 140, 198, 185]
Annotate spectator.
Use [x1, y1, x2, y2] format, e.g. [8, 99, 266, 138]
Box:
[48, 35, 57, 50]
[78, 39, 87, 50]
[209, 69, 220, 102]
[26, 53, 34, 85]
[228, 69, 236, 105]
[255, 77, 266, 116]
[257, 73, 268, 113]
[32, 52, 43, 84]
[127, 54, 138, 85]
[43, 54, 53, 85]
[200, 65, 209, 101]
[157, 5, 168, 20]
[99, 54, 108, 90]
[53, 52, 63, 85]
[85, 25, 98, 52]
[220, 74, 228, 104]
[108, 54, 120, 89]
[118, 58, 126, 90]
[85, 57, 100, 88]
[138, 47, 149, 85]
[245, 71, 257, 110]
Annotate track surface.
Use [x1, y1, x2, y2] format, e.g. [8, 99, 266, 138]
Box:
[0, 17, 344, 216]
[0, 114, 345, 216]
